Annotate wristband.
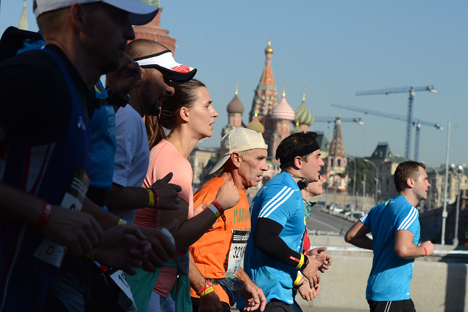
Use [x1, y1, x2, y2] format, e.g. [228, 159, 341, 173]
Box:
[150, 188, 159, 208]
[118, 219, 127, 226]
[85, 250, 95, 262]
[211, 201, 227, 230]
[422, 246, 427, 256]
[35, 202, 53, 231]
[297, 278, 308, 289]
[208, 204, 221, 218]
[297, 254, 305, 269]
[299, 255, 309, 272]
[199, 287, 214, 298]
[197, 282, 213, 296]
[294, 274, 303, 286]
[147, 188, 155, 207]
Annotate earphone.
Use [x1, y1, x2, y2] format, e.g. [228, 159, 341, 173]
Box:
[285, 172, 310, 190]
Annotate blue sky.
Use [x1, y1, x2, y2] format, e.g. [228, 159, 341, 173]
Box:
[1, 0, 467, 168]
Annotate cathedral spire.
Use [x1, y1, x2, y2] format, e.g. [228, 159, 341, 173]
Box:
[18, 0, 28, 31]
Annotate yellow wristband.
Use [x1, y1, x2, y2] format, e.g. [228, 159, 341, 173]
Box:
[118, 219, 127, 226]
[85, 250, 95, 262]
[200, 287, 214, 298]
[297, 254, 304, 269]
[147, 188, 155, 207]
[294, 274, 302, 286]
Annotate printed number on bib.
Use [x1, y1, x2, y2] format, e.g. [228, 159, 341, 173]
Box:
[225, 230, 250, 279]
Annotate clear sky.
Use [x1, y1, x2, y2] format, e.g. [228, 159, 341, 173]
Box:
[1, 0, 467, 168]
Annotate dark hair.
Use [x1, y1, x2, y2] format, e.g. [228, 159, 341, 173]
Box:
[394, 161, 426, 193]
[276, 132, 318, 170]
[146, 79, 206, 149]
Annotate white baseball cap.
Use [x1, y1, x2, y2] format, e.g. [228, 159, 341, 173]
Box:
[34, 0, 159, 25]
[209, 127, 268, 175]
[134, 50, 197, 82]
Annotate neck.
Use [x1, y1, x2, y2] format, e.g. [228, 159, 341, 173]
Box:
[166, 126, 201, 158]
[399, 190, 419, 207]
[222, 170, 245, 191]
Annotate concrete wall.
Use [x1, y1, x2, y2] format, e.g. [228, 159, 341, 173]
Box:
[298, 236, 468, 311]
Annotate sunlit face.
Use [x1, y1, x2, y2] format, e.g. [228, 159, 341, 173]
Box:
[238, 149, 269, 189]
[300, 149, 325, 183]
[412, 166, 431, 201]
[308, 177, 324, 197]
[186, 87, 218, 139]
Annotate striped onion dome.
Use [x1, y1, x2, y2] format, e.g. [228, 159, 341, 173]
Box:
[295, 93, 314, 126]
[290, 121, 303, 134]
[271, 91, 295, 121]
[247, 113, 265, 133]
[227, 89, 244, 114]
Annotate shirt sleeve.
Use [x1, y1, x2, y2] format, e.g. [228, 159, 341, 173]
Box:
[258, 184, 296, 227]
[113, 106, 138, 186]
[360, 209, 372, 229]
[395, 205, 419, 235]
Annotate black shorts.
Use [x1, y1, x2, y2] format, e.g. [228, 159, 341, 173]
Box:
[191, 297, 231, 312]
[368, 299, 416, 312]
[248, 299, 292, 312]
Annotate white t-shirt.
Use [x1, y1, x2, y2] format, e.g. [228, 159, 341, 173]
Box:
[112, 104, 149, 224]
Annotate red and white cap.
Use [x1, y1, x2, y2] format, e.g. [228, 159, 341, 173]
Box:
[34, 0, 159, 26]
[134, 50, 197, 82]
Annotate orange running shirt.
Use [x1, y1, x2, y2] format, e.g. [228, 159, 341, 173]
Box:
[190, 177, 250, 305]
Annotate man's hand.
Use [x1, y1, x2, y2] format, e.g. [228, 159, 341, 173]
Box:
[198, 291, 223, 312]
[106, 53, 141, 98]
[241, 279, 267, 311]
[94, 225, 151, 275]
[213, 181, 240, 211]
[421, 240, 434, 256]
[307, 246, 332, 272]
[138, 219, 177, 271]
[150, 172, 182, 211]
[298, 277, 317, 301]
[43, 207, 102, 256]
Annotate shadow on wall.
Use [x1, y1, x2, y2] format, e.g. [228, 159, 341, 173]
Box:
[445, 263, 466, 312]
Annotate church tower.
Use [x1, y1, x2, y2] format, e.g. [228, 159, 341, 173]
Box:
[222, 83, 244, 137]
[133, 1, 176, 54]
[294, 88, 314, 132]
[326, 116, 348, 193]
[270, 88, 295, 158]
[18, 0, 28, 30]
[249, 40, 278, 156]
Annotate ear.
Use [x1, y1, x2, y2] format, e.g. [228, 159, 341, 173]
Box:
[406, 177, 415, 188]
[179, 106, 190, 123]
[293, 156, 303, 169]
[231, 152, 242, 169]
[70, 3, 86, 33]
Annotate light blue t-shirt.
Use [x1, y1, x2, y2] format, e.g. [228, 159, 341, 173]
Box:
[361, 195, 420, 301]
[243, 171, 305, 305]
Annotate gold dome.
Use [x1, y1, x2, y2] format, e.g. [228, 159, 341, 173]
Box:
[247, 113, 265, 133]
[264, 40, 273, 54]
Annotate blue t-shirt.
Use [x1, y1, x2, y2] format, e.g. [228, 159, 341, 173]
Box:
[361, 195, 420, 301]
[243, 171, 305, 305]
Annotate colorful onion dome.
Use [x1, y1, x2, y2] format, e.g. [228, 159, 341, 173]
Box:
[271, 90, 295, 121]
[295, 92, 314, 126]
[290, 121, 303, 134]
[264, 40, 273, 54]
[227, 87, 244, 114]
[247, 113, 265, 133]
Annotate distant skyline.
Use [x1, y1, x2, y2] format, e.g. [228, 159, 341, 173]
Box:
[1, 0, 467, 168]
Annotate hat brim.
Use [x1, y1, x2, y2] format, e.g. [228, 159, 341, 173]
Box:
[209, 155, 230, 175]
[135, 50, 197, 82]
[103, 0, 159, 25]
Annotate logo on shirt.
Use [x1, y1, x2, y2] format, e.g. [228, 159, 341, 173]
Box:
[77, 116, 86, 131]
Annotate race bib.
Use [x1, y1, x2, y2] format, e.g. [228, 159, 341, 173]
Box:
[225, 230, 250, 278]
[34, 166, 89, 267]
[110, 269, 137, 311]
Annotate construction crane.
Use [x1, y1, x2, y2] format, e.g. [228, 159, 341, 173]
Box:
[314, 116, 364, 131]
[356, 86, 437, 159]
[331, 103, 443, 161]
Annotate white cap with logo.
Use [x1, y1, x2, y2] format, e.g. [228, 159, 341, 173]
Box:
[209, 127, 268, 175]
[34, 0, 159, 25]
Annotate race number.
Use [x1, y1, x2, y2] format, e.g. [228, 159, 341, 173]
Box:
[225, 230, 250, 278]
[110, 270, 137, 311]
[34, 166, 90, 268]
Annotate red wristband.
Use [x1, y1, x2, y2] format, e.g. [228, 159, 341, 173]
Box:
[35, 202, 53, 231]
[197, 282, 212, 296]
[422, 246, 427, 256]
[150, 188, 159, 208]
[211, 201, 226, 230]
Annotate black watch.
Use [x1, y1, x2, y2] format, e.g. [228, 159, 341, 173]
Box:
[299, 255, 309, 272]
